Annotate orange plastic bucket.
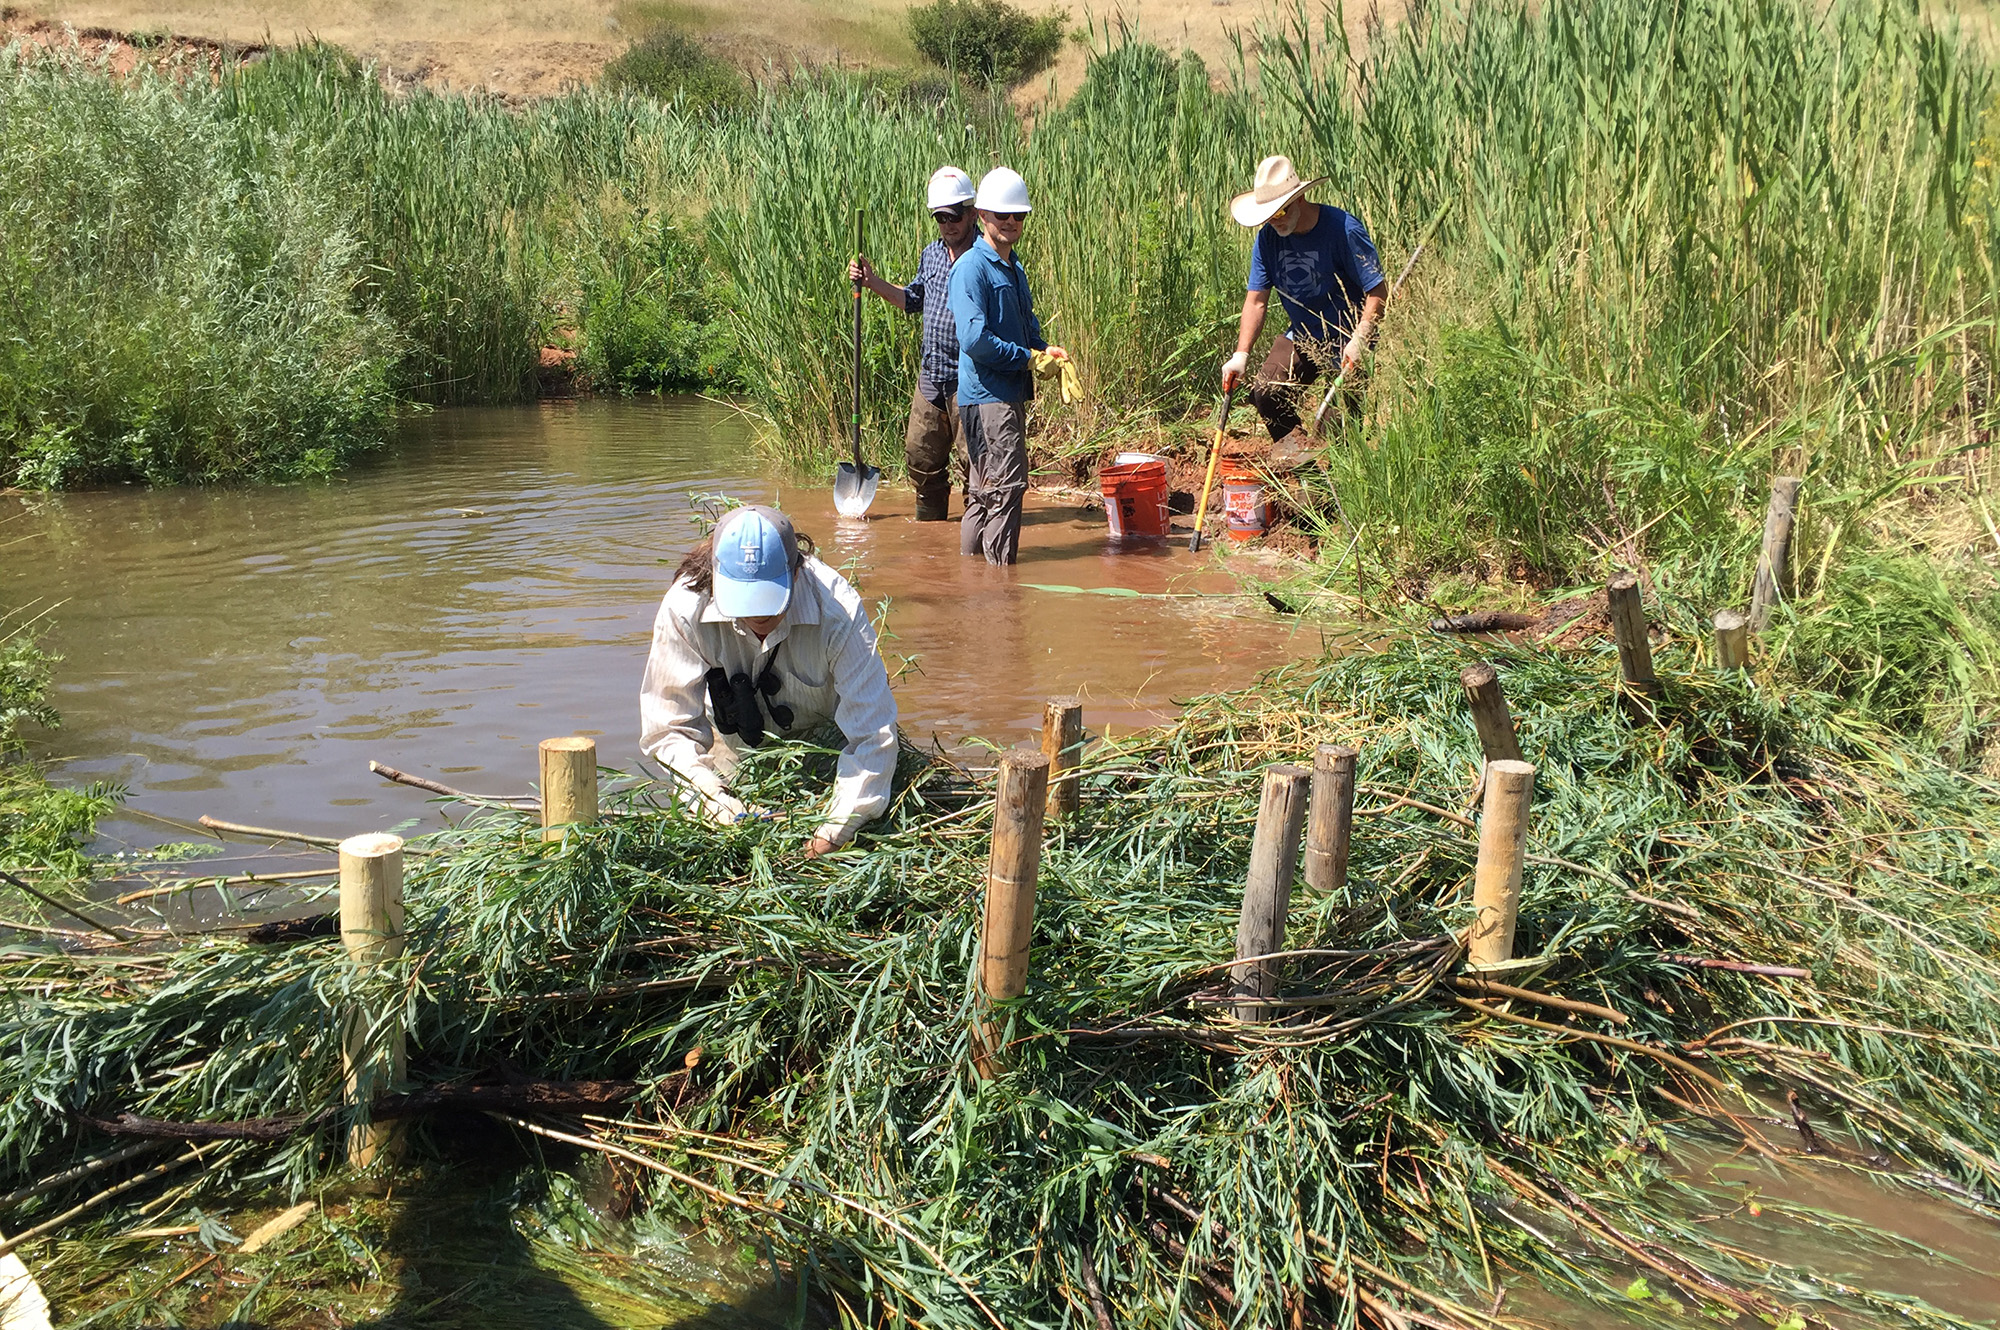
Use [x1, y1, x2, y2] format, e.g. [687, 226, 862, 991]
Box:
[1220, 460, 1273, 541]
[1100, 455, 1170, 540]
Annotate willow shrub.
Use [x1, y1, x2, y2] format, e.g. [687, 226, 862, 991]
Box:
[0, 48, 401, 486]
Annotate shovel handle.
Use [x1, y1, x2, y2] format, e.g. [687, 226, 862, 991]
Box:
[852, 207, 865, 471]
[1188, 386, 1237, 553]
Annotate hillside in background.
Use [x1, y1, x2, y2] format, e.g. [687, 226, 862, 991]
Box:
[3, 0, 1298, 97]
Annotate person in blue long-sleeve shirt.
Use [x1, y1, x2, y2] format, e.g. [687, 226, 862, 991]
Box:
[947, 167, 1068, 565]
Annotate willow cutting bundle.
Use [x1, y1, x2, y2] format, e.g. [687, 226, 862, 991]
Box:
[6, 625, 2000, 1328]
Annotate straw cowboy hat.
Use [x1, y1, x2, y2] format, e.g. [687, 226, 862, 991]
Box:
[1230, 155, 1329, 228]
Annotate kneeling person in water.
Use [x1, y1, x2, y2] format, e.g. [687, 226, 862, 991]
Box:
[640, 505, 898, 856]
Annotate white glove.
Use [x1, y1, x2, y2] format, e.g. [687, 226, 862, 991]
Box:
[707, 792, 753, 824]
[1341, 320, 1377, 374]
[1221, 351, 1250, 391]
[665, 763, 747, 824]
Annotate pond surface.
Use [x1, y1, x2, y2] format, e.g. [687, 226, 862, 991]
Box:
[2, 397, 1318, 856]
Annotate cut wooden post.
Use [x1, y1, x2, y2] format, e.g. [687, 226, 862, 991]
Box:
[1748, 475, 1803, 632]
[1230, 764, 1312, 1020]
[539, 736, 599, 841]
[1304, 744, 1358, 893]
[1713, 609, 1750, 672]
[1040, 697, 1084, 821]
[1459, 663, 1523, 764]
[340, 832, 406, 1171]
[1606, 574, 1659, 702]
[1468, 761, 1535, 967]
[974, 750, 1051, 1076]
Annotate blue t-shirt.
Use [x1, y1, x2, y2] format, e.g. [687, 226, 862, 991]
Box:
[1246, 205, 1385, 345]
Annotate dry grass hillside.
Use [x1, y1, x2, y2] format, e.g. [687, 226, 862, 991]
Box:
[4, 0, 1320, 97]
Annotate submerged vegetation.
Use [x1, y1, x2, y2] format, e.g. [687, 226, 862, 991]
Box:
[9, 623, 2000, 1327]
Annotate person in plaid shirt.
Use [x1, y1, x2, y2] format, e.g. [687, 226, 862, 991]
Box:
[849, 166, 980, 522]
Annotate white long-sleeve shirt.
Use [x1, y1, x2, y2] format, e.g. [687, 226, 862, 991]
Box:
[639, 557, 898, 845]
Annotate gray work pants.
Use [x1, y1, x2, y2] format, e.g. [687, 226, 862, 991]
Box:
[960, 399, 1028, 565]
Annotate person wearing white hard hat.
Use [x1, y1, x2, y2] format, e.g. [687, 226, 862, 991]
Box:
[640, 505, 899, 857]
[946, 166, 1070, 565]
[848, 166, 979, 521]
[1220, 155, 1387, 445]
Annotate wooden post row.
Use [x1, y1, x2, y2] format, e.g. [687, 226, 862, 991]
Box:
[540, 736, 599, 841]
[340, 832, 406, 1170]
[1468, 761, 1535, 967]
[1459, 662, 1523, 765]
[975, 751, 1051, 1077]
[1748, 475, 1802, 632]
[1303, 744, 1357, 893]
[1231, 765, 1312, 1021]
[1606, 574, 1658, 702]
[1040, 698, 1084, 821]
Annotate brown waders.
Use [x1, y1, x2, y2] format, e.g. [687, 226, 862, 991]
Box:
[904, 387, 968, 521]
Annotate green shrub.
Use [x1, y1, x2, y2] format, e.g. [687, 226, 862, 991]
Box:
[0, 614, 56, 758]
[600, 28, 749, 114]
[906, 0, 1066, 86]
[573, 212, 741, 393]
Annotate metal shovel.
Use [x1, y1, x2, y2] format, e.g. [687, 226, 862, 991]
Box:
[833, 207, 880, 518]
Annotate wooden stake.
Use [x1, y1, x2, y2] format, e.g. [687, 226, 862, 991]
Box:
[1468, 761, 1534, 967]
[1040, 698, 1084, 821]
[340, 832, 405, 1170]
[1304, 744, 1357, 893]
[539, 736, 599, 841]
[1713, 610, 1750, 672]
[1231, 764, 1312, 1020]
[1606, 574, 1658, 702]
[1748, 476, 1802, 632]
[975, 751, 1050, 1076]
[1459, 663, 1523, 764]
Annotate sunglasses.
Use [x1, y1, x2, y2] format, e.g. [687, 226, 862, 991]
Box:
[990, 211, 1027, 223]
[931, 206, 968, 222]
[1270, 203, 1293, 222]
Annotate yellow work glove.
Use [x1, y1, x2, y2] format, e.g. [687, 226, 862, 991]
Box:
[1031, 349, 1084, 405]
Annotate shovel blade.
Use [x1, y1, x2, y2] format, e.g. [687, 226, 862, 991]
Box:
[832, 462, 880, 518]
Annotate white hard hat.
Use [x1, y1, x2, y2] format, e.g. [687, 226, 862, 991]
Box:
[974, 167, 1032, 214]
[926, 166, 976, 211]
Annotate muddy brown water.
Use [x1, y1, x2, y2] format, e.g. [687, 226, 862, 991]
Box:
[1, 397, 1319, 870]
[7, 398, 2000, 1324]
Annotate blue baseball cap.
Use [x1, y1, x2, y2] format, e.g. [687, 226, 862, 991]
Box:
[711, 505, 797, 619]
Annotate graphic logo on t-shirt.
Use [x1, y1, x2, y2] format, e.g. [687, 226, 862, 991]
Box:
[1275, 249, 1326, 299]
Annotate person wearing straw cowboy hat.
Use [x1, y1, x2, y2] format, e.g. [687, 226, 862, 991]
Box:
[947, 165, 1071, 565]
[640, 505, 899, 858]
[1220, 155, 1387, 445]
[849, 166, 980, 522]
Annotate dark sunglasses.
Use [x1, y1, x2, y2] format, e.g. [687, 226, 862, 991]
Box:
[931, 206, 968, 222]
[991, 211, 1027, 223]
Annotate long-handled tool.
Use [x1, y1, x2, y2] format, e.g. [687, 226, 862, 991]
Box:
[1188, 386, 1237, 553]
[1310, 201, 1451, 436]
[833, 206, 881, 518]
